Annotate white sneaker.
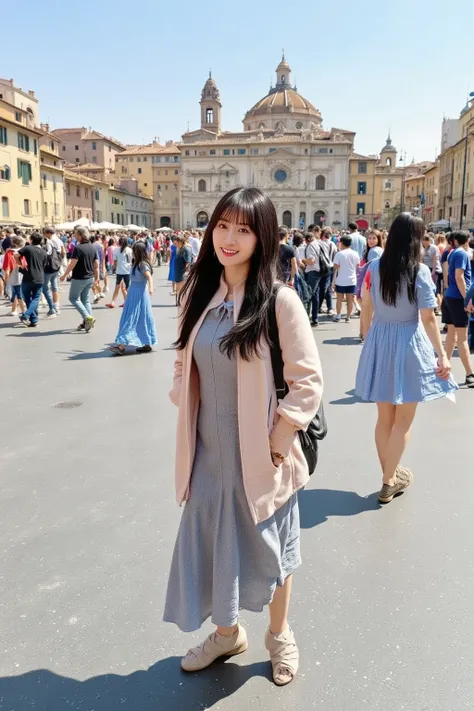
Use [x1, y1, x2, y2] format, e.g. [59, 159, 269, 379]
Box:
[46, 312, 57, 319]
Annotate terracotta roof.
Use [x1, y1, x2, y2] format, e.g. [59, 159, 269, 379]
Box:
[160, 143, 180, 154]
[119, 144, 164, 156]
[119, 142, 180, 156]
[52, 127, 125, 149]
[68, 163, 105, 171]
[405, 173, 425, 181]
[64, 170, 98, 186]
[181, 131, 350, 147]
[245, 89, 320, 118]
[350, 152, 375, 160]
[52, 128, 83, 134]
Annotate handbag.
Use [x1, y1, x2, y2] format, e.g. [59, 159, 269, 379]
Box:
[268, 286, 328, 475]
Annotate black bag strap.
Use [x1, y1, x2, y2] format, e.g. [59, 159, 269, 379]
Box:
[268, 285, 288, 401]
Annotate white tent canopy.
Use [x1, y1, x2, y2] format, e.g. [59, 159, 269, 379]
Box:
[55, 217, 91, 230]
[432, 219, 450, 229]
[157, 226, 173, 232]
[96, 221, 120, 230]
[125, 224, 144, 231]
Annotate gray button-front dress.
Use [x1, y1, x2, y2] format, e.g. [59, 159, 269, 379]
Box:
[163, 302, 301, 633]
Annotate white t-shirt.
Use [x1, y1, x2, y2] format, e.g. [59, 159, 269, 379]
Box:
[333, 248, 360, 286]
[189, 236, 201, 259]
[114, 246, 133, 275]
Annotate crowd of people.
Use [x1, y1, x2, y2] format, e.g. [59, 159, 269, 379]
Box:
[276, 220, 474, 367]
[0, 225, 204, 352]
[1, 191, 473, 686]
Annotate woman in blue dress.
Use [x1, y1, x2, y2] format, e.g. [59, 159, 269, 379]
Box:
[355, 213, 457, 503]
[108, 241, 157, 355]
[168, 238, 177, 294]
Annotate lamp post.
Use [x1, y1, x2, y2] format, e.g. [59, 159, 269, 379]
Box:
[459, 129, 470, 230]
[399, 150, 407, 213]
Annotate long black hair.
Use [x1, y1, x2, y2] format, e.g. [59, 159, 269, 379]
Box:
[132, 240, 152, 275]
[175, 187, 279, 360]
[119, 236, 128, 253]
[379, 213, 423, 306]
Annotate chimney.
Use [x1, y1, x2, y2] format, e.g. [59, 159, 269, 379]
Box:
[28, 90, 35, 97]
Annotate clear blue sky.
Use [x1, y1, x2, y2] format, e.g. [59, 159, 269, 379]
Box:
[3, 0, 473, 162]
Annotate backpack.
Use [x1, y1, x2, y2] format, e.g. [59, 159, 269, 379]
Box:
[306, 242, 329, 276]
[269, 286, 328, 474]
[45, 244, 62, 273]
[317, 242, 331, 276]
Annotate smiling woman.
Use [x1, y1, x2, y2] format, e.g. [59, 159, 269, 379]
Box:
[165, 187, 323, 687]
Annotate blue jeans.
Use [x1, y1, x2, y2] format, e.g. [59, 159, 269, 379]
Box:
[69, 277, 94, 320]
[43, 271, 59, 313]
[305, 271, 323, 323]
[319, 270, 333, 312]
[21, 282, 43, 325]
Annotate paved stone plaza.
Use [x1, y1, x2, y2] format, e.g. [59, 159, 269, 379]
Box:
[1, 269, 473, 711]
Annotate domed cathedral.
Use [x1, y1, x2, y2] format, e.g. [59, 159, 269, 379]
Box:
[243, 55, 322, 133]
[180, 54, 355, 229]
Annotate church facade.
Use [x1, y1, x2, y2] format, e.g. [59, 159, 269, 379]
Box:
[180, 56, 355, 229]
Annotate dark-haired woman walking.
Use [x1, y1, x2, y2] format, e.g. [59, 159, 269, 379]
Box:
[108, 241, 156, 355]
[356, 213, 457, 503]
[106, 237, 132, 308]
[164, 187, 322, 685]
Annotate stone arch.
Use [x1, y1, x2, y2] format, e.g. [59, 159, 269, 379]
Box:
[313, 210, 326, 227]
[196, 210, 209, 227]
[282, 210, 292, 228]
[315, 175, 326, 190]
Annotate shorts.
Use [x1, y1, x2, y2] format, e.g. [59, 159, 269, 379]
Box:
[10, 284, 22, 301]
[116, 273, 130, 288]
[335, 284, 356, 295]
[443, 296, 469, 328]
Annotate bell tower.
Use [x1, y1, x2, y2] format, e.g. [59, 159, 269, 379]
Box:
[200, 71, 222, 133]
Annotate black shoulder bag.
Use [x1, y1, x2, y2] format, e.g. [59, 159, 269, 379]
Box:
[269, 287, 328, 475]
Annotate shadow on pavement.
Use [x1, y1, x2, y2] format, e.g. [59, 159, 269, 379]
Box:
[329, 388, 369, 405]
[65, 350, 114, 361]
[298, 488, 381, 528]
[0, 657, 271, 711]
[5, 329, 73, 337]
[323, 337, 361, 346]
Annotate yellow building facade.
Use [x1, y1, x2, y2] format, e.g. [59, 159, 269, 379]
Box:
[116, 141, 181, 228]
[404, 173, 425, 214]
[422, 162, 440, 224]
[349, 138, 403, 229]
[439, 99, 474, 229]
[109, 186, 126, 225]
[153, 143, 181, 228]
[115, 144, 157, 196]
[0, 98, 42, 226]
[348, 154, 376, 229]
[39, 128, 65, 226]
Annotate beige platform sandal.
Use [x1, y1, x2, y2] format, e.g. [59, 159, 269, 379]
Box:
[265, 626, 299, 686]
[181, 625, 248, 672]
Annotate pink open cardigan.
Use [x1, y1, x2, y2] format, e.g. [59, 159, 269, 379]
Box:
[169, 278, 323, 524]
